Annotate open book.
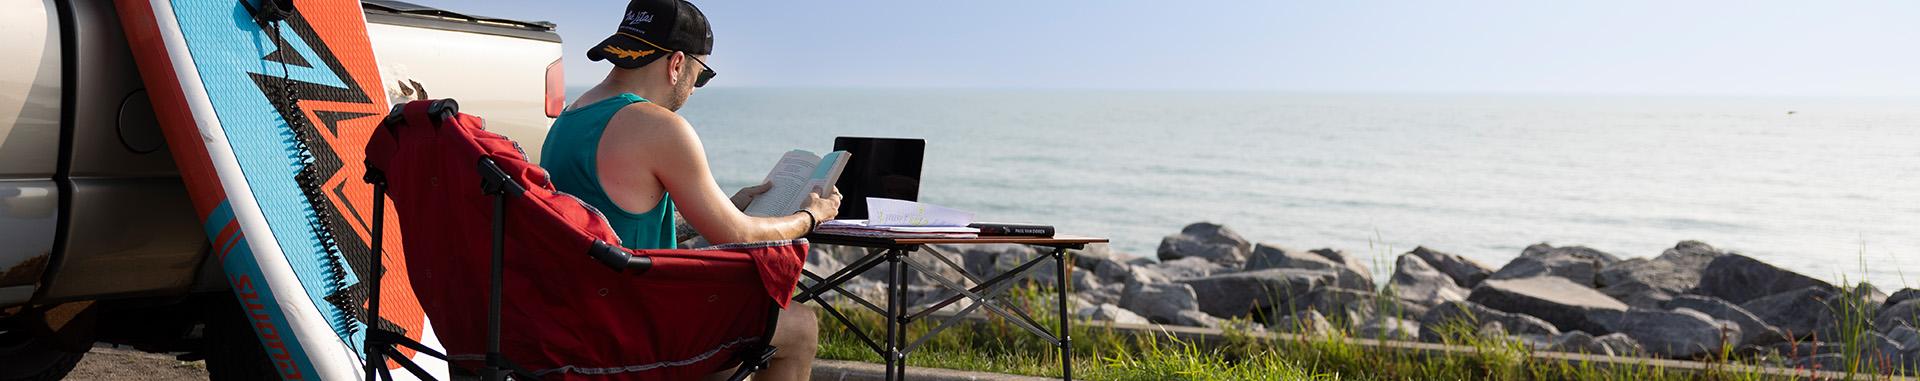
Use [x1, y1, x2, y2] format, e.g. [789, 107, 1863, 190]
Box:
[744, 150, 850, 217]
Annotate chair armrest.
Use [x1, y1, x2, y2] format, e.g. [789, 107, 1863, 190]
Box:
[693, 239, 809, 251]
[588, 241, 652, 274]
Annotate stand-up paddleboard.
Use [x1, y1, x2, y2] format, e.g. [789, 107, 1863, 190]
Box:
[117, 0, 444, 379]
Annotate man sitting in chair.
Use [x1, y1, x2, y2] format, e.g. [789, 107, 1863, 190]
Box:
[542, 1, 839, 380]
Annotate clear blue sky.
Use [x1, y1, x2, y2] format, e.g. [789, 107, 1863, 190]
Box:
[411, 1, 1920, 96]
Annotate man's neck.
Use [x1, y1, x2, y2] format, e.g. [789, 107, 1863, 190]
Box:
[593, 71, 670, 105]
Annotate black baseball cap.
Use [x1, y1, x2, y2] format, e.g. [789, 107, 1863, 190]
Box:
[586, 0, 713, 69]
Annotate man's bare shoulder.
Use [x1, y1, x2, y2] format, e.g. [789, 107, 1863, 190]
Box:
[604, 102, 695, 143]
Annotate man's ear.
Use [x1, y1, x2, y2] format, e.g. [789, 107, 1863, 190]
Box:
[663, 51, 686, 87]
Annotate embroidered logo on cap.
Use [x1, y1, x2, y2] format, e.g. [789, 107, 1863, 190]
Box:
[602, 46, 656, 60]
[625, 11, 654, 24]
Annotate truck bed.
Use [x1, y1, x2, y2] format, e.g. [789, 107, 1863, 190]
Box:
[0, 0, 563, 309]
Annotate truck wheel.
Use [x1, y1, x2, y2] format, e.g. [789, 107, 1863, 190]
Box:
[203, 294, 281, 381]
[0, 303, 96, 381]
[0, 332, 83, 381]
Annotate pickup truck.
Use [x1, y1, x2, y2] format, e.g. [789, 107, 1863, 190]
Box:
[0, 1, 563, 379]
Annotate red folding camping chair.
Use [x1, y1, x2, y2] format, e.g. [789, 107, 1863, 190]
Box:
[358, 99, 807, 381]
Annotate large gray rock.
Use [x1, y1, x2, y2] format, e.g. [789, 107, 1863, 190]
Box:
[1596, 241, 1723, 308]
[1120, 282, 1214, 327]
[1665, 295, 1788, 347]
[1281, 287, 1431, 328]
[1908, 348, 1920, 376]
[1879, 299, 1920, 334]
[1081, 283, 1127, 306]
[1387, 254, 1469, 308]
[1693, 253, 1835, 304]
[1594, 333, 1645, 357]
[1148, 257, 1227, 280]
[1279, 287, 1376, 325]
[1468, 276, 1628, 334]
[1519, 243, 1622, 262]
[1306, 248, 1376, 290]
[857, 246, 975, 290]
[1171, 311, 1223, 328]
[1355, 317, 1421, 341]
[1156, 222, 1252, 267]
[814, 243, 887, 270]
[1273, 310, 1336, 336]
[830, 283, 990, 314]
[1819, 283, 1891, 340]
[806, 244, 849, 275]
[1407, 246, 1494, 288]
[1070, 271, 1103, 295]
[1889, 288, 1920, 311]
[1589, 309, 1740, 359]
[953, 244, 1041, 282]
[1378, 299, 1432, 322]
[1598, 281, 1676, 310]
[1740, 286, 1839, 340]
[1078, 303, 1150, 325]
[1852, 282, 1891, 308]
[1069, 244, 1139, 284]
[1035, 293, 1098, 316]
[1888, 325, 1920, 352]
[1179, 268, 1336, 318]
[1244, 244, 1373, 290]
[1851, 330, 1905, 367]
[1126, 263, 1171, 285]
[1243, 243, 1304, 271]
[1418, 300, 1560, 342]
[1489, 244, 1621, 287]
[963, 241, 1096, 292]
[1547, 331, 1613, 355]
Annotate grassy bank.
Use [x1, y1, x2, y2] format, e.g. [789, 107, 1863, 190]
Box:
[812, 286, 1902, 381]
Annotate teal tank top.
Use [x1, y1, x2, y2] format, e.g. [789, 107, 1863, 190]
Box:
[541, 93, 677, 249]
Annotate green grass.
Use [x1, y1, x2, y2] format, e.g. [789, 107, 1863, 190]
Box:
[813, 284, 1906, 381]
[809, 238, 1915, 380]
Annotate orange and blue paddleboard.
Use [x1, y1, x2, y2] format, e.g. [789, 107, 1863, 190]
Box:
[117, 0, 443, 379]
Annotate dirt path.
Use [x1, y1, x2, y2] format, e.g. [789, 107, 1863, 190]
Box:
[66, 345, 207, 381]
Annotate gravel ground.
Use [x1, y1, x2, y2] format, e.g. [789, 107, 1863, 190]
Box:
[66, 345, 208, 381]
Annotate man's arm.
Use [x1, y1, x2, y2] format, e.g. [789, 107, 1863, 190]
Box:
[598, 104, 834, 244]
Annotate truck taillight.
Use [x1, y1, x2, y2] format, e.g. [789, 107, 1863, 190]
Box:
[545, 58, 565, 118]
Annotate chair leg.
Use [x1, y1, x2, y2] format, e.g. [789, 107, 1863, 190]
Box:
[485, 179, 506, 381]
[476, 158, 525, 381]
[724, 305, 782, 381]
[361, 170, 397, 381]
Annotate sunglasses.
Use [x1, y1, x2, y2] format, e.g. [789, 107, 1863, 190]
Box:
[626, 33, 717, 88]
[685, 55, 716, 88]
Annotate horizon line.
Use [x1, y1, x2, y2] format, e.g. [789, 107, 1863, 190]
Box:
[561, 85, 1920, 99]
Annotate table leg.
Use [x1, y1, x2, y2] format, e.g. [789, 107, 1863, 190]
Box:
[1054, 247, 1073, 381]
[886, 248, 903, 381]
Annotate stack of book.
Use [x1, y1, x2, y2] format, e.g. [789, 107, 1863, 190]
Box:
[815, 220, 979, 239]
[812, 198, 1057, 239]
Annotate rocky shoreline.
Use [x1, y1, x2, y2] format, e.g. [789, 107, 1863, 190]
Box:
[801, 222, 1920, 376]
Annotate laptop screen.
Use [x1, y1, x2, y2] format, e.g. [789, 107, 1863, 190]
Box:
[832, 137, 925, 220]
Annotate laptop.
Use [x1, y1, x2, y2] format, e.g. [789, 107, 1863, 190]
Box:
[831, 137, 925, 220]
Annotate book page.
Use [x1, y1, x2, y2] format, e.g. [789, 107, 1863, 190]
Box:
[744, 150, 820, 216]
[866, 197, 974, 227]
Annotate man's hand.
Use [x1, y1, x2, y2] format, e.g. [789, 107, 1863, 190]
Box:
[800, 185, 843, 223]
[729, 181, 773, 211]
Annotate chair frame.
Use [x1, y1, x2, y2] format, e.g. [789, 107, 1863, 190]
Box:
[357, 101, 780, 381]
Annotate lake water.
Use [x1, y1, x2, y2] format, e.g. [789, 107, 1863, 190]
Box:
[577, 87, 1920, 289]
